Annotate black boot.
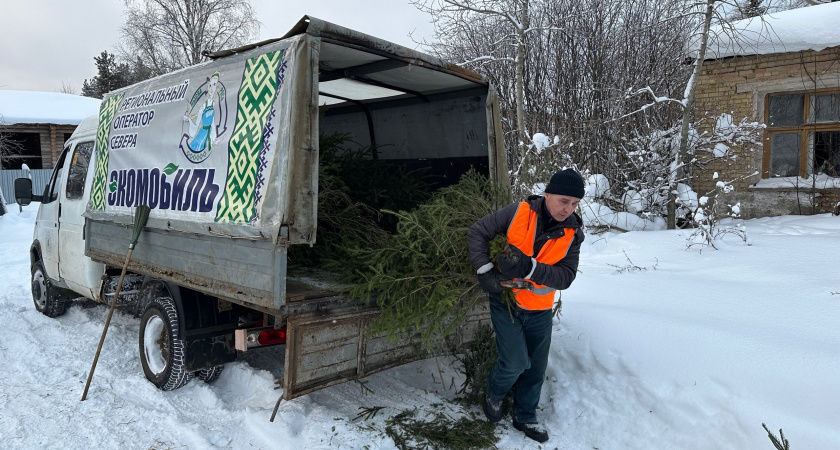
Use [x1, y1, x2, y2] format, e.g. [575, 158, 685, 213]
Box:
[513, 419, 549, 443]
[483, 395, 503, 423]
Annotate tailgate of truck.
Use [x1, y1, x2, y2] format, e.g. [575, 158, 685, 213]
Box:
[282, 302, 490, 400]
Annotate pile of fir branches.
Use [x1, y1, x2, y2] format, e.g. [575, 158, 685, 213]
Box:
[385, 407, 498, 450]
[289, 132, 519, 349]
[454, 323, 521, 414]
[455, 324, 499, 406]
[317, 133, 433, 228]
[288, 132, 430, 269]
[342, 170, 512, 349]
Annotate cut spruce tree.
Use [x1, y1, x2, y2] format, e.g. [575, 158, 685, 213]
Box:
[290, 133, 517, 349]
[342, 170, 513, 349]
[287, 132, 429, 270]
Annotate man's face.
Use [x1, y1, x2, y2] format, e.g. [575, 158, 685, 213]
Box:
[544, 193, 580, 222]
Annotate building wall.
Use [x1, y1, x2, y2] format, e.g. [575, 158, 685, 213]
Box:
[693, 46, 840, 218]
[0, 123, 77, 169]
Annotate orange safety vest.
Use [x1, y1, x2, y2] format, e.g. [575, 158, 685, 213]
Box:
[506, 202, 576, 310]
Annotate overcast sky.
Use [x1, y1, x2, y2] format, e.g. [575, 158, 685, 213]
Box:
[0, 0, 436, 94]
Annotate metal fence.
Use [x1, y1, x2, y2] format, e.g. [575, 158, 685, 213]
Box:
[0, 169, 52, 205]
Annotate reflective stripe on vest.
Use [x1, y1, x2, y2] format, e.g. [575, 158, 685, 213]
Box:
[506, 202, 575, 310]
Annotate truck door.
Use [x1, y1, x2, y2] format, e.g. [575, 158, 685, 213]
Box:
[58, 141, 101, 298]
[35, 147, 70, 280]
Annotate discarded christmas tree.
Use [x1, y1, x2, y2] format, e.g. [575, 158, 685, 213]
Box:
[343, 170, 512, 349]
[287, 132, 429, 269]
[288, 132, 518, 349]
[385, 407, 498, 450]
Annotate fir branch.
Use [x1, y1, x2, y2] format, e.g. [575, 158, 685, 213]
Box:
[385, 408, 498, 450]
[762, 423, 791, 450]
[345, 171, 511, 349]
[354, 405, 385, 421]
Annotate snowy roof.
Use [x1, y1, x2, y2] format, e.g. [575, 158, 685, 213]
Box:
[0, 90, 101, 126]
[692, 3, 840, 60]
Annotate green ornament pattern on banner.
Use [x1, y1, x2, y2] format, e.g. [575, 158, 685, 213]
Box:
[89, 94, 124, 211]
[215, 50, 285, 223]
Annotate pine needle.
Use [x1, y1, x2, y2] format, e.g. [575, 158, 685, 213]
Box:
[354, 406, 385, 421]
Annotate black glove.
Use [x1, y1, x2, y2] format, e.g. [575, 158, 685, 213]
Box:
[497, 245, 533, 279]
[478, 269, 504, 294]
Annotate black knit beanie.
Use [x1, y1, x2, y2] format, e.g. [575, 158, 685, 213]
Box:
[544, 168, 585, 199]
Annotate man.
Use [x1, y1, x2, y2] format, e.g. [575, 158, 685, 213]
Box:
[467, 168, 585, 443]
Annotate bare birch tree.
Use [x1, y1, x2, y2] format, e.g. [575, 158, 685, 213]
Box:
[415, 0, 777, 231]
[667, 0, 717, 229]
[118, 0, 260, 76]
[620, 0, 779, 228]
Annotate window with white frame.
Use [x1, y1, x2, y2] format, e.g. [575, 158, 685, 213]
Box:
[764, 89, 840, 178]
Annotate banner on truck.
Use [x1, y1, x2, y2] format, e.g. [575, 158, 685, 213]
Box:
[89, 37, 299, 227]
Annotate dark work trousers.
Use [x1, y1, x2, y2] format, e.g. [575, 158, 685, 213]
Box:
[486, 293, 554, 423]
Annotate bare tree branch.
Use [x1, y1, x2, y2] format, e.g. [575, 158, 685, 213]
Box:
[118, 0, 260, 76]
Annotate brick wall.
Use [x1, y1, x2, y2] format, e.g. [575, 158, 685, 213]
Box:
[693, 46, 840, 217]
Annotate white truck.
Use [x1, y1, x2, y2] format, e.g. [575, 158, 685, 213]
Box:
[15, 17, 507, 400]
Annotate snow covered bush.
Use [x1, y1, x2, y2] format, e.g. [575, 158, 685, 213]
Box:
[519, 133, 576, 198]
[585, 174, 610, 198]
[694, 112, 764, 161]
[509, 111, 761, 236]
[687, 172, 749, 249]
[579, 172, 666, 232]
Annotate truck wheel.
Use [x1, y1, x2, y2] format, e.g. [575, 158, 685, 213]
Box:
[139, 297, 193, 390]
[31, 261, 69, 317]
[196, 365, 224, 383]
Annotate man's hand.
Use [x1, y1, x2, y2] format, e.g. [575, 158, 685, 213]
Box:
[478, 269, 505, 294]
[497, 245, 533, 279]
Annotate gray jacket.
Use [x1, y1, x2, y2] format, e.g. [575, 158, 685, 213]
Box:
[467, 195, 584, 291]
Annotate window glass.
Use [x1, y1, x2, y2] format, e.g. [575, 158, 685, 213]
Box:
[809, 131, 840, 176]
[65, 141, 94, 200]
[810, 94, 840, 123]
[768, 94, 804, 127]
[769, 133, 801, 177]
[43, 147, 69, 204]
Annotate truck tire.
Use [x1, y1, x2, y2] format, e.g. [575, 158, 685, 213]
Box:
[31, 261, 69, 317]
[139, 297, 193, 390]
[196, 365, 224, 383]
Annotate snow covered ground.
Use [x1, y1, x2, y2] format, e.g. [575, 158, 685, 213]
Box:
[1, 202, 838, 449]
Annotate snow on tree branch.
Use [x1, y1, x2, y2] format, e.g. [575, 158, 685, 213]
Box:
[459, 55, 515, 65]
[433, 0, 526, 30]
[614, 87, 687, 122]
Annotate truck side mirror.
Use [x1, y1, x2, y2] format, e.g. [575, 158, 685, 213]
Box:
[14, 177, 34, 206]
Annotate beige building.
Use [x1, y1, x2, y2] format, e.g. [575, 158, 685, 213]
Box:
[693, 4, 840, 218]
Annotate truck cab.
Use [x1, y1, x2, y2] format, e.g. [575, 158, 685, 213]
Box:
[20, 115, 107, 317]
